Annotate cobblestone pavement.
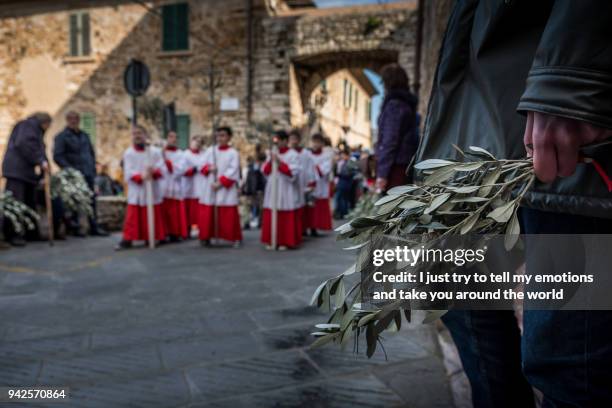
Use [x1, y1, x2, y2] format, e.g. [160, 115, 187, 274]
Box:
[0, 229, 454, 408]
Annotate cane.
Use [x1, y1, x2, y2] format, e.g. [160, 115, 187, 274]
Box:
[43, 167, 54, 246]
[145, 144, 155, 249]
[211, 140, 219, 246]
[270, 143, 279, 251]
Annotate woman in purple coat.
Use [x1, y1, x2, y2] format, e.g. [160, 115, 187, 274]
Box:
[375, 64, 418, 192]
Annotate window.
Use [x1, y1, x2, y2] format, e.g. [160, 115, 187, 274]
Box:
[348, 82, 353, 108]
[162, 3, 189, 51]
[343, 79, 349, 108]
[176, 114, 190, 149]
[365, 100, 372, 122]
[320, 79, 327, 91]
[69, 12, 91, 57]
[80, 112, 96, 149]
[354, 90, 359, 113]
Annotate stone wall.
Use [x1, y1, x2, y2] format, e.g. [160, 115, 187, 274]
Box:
[0, 0, 417, 175]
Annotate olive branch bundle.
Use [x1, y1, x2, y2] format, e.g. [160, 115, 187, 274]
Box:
[310, 145, 535, 357]
[51, 168, 94, 217]
[0, 191, 39, 235]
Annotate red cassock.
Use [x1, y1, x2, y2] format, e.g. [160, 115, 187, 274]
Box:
[121, 145, 167, 242]
[198, 205, 242, 241]
[197, 145, 243, 242]
[162, 198, 188, 238]
[307, 198, 333, 230]
[260, 147, 303, 248]
[123, 204, 167, 242]
[307, 148, 333, 231]
[184, 198, 199, 228]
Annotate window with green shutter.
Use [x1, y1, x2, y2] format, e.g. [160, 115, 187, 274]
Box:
[176, 114, 190, 149]
[162, 3, 189, 52]
[69, 12, 91, 57]
[80, 112, 96, 150]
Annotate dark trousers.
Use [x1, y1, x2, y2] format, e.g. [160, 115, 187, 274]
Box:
[443, 208, 612, 408]
[334, 184, 352, 218]
[3, 178, 38, 240]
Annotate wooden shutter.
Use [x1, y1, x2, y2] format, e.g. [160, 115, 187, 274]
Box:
[176, 114, 190, 149]
[69, 14, 79, 56]
[162, 3, 189, 51]
[81, 13, 91, 56]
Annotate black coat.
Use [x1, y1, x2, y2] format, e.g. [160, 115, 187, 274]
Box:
[1, 116, 47, 184]
[417, 0, 612, 219]
[53, 127, 96, 181]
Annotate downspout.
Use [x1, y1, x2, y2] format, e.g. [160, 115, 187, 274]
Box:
[413, 0, 424, 97]
[246, 0, 254, 124]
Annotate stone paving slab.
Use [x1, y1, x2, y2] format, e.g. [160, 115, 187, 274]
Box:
[0, 230, 455, 407]
[191, 375, 406, 408]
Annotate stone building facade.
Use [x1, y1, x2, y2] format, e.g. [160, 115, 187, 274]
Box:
[309, 68, 376, 148]
[0, 0, 416, 173]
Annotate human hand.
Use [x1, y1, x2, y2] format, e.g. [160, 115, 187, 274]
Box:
[212, 181, 221, 191]
[41, 161, 49, 172]
[524, 111, 612, 183]
[375, 177, 387, 193]
[209, 164, 217, 174]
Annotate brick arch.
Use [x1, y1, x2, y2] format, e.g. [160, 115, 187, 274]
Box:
[292, 49, 398, 112]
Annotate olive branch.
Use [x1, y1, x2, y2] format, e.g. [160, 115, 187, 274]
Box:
[0, 191, 39, 235]
[310, 145, 535, 357]
[51, 168, 94, 218]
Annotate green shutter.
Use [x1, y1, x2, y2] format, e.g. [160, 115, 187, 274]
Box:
[69, 14, 79, 56]
[176, 114, 190, 149]
[162, 3, 189, 51]
[80, 112, 96, 150]
[81, 13, 91, 56]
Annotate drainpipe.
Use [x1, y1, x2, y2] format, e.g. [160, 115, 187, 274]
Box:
[246, 0, 254, 124]
[413, 0, 424, 97]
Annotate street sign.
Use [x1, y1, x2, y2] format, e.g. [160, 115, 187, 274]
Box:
[220, 97, 239, 112]
[124, 59, 150, 97]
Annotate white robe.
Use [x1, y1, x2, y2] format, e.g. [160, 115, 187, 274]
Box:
[263, 148, 301, 211]
[123, 146, 165, 206]
[181, 149, 207, 199]
[198, 146, 241, 206]
[162, 148, 185, 200]
[294, 148, 315, 207]
[310, 149, 333, 199]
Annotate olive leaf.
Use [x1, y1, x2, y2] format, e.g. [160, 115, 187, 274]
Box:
[487, 201, 517, 223]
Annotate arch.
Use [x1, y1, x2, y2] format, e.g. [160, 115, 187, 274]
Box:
[292, 49, 398, 113]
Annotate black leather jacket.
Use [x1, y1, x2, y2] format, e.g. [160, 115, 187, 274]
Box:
[416, 0, 612, 219]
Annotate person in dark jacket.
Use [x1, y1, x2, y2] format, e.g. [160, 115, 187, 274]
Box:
[375, 63, 418, 192]
[1, 112, 51, 246]
[416, 1, 612, 407]
[53, 111, 107, 236]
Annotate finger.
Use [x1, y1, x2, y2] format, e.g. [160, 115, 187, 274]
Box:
[555, 131, 580, 178]
[523, 111, 534, 157]
[532, 116, 557, 183]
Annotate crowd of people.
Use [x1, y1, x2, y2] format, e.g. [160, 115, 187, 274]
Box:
[0, 63, 419, 252]
[115, 126, 337, 251]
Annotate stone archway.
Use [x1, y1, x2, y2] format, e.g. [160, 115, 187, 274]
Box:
[292, 48, 398, 114]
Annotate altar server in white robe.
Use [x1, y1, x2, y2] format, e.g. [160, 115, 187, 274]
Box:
[261, 130, 302, 249]
[306, 133, 333, 233]
[116, 125, 166, 250]
[181, 135, 206, 236]
[161, 131, 187, 241]
[288, 129, 315, 236]
[197, 127, 243, 246]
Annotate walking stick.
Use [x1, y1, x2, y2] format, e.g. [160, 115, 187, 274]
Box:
[145, 144, 155, 249]
[270, 143, 279, 250]
[211, 141, 219, 246]
[43, 168, 54, 246]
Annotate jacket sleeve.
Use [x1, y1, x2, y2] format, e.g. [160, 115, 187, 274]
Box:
[15, 122, 46, 166]
[53, 132, 71, 168]
[517, 0, 612, 129]
[376, 100, 410, 178]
